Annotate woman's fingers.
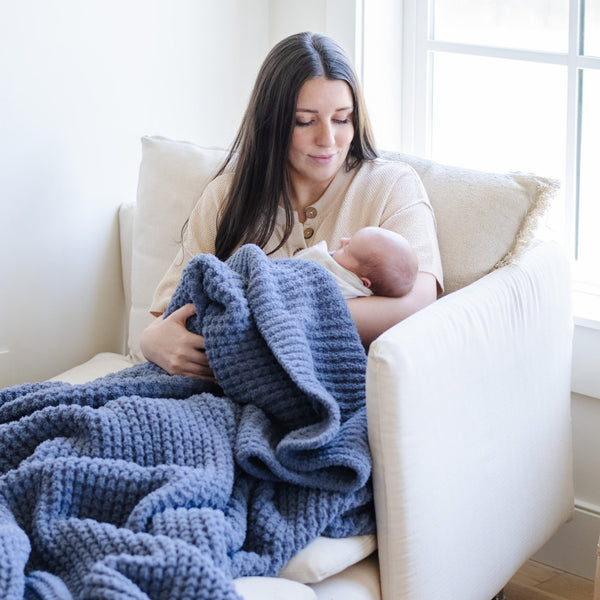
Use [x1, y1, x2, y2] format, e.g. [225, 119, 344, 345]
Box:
[175, 356, 218, 381]
[141, 304, 216, 380]
[170, 302, 197, 325]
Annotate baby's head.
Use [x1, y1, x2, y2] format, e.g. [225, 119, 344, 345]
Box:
[332, 227, 419, 297]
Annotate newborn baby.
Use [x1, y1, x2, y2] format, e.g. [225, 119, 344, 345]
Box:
[295, 226, 419, 299]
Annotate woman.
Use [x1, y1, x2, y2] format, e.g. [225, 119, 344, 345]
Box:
[141, 32, 443, 378]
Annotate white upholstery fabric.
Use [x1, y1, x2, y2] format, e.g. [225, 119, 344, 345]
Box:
[49, 352, 134, 384]
[308, 554, 381, 600]
[278, 535, 376, 584]
[234, 576, 317, 600]
[366, 241, 574, 600]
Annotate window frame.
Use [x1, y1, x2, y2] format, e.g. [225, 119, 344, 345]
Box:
[393, 0, 600, 309]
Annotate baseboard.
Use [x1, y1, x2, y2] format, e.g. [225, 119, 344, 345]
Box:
[533, 502, 599, 580]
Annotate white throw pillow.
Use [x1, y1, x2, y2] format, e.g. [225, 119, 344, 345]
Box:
[128, 136, 228, 361]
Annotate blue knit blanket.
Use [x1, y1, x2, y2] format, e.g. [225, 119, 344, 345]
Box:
[0, 245, 374, 600]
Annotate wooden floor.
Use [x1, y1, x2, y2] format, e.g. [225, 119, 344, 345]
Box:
[505, 560, 594, 600]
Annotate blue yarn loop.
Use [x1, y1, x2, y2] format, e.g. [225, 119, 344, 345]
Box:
[0, 244, 374, 599]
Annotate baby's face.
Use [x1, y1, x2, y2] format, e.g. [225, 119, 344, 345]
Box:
[331, 229, 375, 275]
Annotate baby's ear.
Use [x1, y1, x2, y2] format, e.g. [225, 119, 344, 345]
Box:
[361, 277, 371, 289]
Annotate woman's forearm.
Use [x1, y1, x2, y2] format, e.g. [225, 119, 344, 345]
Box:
[346, 272, 438, 348]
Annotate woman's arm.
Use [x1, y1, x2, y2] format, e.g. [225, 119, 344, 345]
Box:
[140, 304, 216, 381]
[142, 273, 435, 375]
[346, 272, 438, 348]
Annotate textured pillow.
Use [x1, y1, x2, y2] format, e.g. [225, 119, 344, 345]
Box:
[278, 535, 377, 584]
[382, 151, 558, 294]
[128, 136, 228, 361]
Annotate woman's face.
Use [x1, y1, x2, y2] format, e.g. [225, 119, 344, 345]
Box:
[289, 77, 355, 201]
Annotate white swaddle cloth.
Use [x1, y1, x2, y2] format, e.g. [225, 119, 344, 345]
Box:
[295, 241, 373, 299]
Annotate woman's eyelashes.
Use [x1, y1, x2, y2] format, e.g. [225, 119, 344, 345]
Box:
[295, 117, 352, 127]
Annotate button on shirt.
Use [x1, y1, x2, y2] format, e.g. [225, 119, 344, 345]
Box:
[284, 203, 320, 254]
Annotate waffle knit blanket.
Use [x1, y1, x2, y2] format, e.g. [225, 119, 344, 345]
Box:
[0, 244, 374, 600]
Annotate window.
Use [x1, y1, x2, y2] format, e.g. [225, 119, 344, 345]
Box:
[363, 0, 600, 297]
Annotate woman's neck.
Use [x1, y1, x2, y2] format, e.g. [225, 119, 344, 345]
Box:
[289, 175, 336, 221]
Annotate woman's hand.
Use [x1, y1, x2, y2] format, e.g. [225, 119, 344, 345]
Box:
[140, 303, 216, 381]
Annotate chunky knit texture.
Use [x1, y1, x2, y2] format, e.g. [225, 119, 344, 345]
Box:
[0, 245, 374, 599]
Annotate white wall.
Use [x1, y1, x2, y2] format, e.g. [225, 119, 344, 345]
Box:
[362, 0, 404, 152]
[268, 0, 361, 66]
[269, 0, 327, 44]
[0, 0, 269, 386]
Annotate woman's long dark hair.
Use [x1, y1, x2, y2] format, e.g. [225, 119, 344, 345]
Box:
[214, 32, 378, 260]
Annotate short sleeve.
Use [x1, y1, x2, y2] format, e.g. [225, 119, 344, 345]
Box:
[379, 165, 444, 293]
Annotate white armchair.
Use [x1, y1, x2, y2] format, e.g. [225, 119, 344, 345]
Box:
[53, 136, 574, 600]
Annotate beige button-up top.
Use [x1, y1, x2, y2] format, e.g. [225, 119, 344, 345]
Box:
[150, 158, 443, 315]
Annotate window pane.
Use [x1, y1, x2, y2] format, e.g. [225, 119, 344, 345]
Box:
[576, 69, 600, 286]
[584, 0, 600, 57]
[431, 53, 567, 179]
[433, 0, 569, 53]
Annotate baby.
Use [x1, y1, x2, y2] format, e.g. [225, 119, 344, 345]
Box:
[295, 226, 419, 299]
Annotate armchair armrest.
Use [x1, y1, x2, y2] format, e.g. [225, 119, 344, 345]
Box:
[366, 241, 574, 600]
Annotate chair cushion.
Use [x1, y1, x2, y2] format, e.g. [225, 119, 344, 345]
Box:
[234, 576, 317, 600]
[307, 553, 381, 600]
[278, 534, 377, 584]
[48, 352, 135, 384]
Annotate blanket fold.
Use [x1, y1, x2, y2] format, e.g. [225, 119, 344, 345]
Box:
[0, 244, 374, 600]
